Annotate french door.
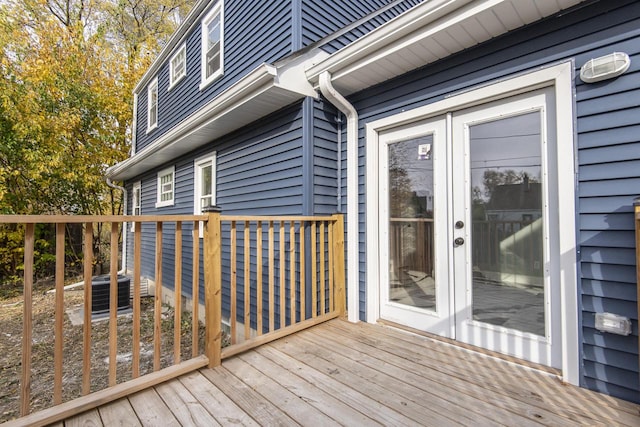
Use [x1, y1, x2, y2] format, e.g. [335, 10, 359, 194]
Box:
[379, 88, 561, 368]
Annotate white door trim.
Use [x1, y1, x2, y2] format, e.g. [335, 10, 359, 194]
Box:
[365, 61, 578, 384]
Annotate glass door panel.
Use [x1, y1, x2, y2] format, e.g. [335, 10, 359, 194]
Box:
[388, 136, 436, 310]
[469, 112, 545, 336]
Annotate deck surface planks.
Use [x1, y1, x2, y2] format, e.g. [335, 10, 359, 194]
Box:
[61, 319, 640, 427]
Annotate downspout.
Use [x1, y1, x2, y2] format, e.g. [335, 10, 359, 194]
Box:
[106, 177, 128, 275]
[319, 71, 358, 323]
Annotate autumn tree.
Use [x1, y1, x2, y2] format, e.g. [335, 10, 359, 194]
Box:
[0, 0, 193, 280]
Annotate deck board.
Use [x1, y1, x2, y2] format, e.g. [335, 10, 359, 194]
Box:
[62, 319, 640, 427]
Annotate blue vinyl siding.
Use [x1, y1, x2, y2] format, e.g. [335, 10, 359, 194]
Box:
[345, 0, 640, 402]
[127, 102, 305, 306]
[320, 0, 422, 53]
[312, 98, 340, 215]
[135, 0, 292, 152]
[301, 0, 391, 47]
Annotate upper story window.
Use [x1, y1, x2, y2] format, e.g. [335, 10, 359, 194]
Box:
[194, 153, 216, 235]
[156, 166, 175, 208]
[169, 44, 187, 89]
[131, 181, 141, 231]
[147, 77, 158, 132]
[200, 2, 224, 89]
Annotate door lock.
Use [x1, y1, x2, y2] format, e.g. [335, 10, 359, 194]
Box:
[455, 221, 464, 229]
[454, 237, 465, 246]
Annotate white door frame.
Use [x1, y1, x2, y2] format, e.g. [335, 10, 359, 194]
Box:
[365, 61, 578, 385]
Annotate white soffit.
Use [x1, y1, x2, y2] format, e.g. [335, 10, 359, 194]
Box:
[107, 58, 320, 181]
[306, 0, 586, 95]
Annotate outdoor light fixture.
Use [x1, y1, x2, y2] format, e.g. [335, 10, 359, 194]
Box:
[580, 52, 630, 83]
[594, 312, 632, 336]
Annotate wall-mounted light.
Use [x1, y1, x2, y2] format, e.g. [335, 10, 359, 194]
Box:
[595, 312, 632, 336]
[580, 52, 631, 83]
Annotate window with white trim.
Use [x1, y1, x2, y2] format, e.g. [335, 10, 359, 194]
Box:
[194, 153, 216, 235]
[156, 166, 175, 208]
[147, 77, 158, 132]
[200, 2, 224, 89]
[131, 181, 141, 231]
[169, 44, 186, 88]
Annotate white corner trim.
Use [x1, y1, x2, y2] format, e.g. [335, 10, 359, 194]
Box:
[365, 61, 578, 384]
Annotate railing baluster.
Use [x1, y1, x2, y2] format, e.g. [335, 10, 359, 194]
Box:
[311, 222, 317, 318]
[109, 223, 119, 387]
[54, 223, 65, 405]
[174, 221, 182, 364]
[328, 220, 334, 313]
[320, 221, 326, 315]
[20, 223, 35, 416]
[133, 223, 142, 378]
[192, 222, 200, 358]
[230, 221, 237, 344]
[154, 222, 163, 372]
[244, 221, 250, 340]
[268, 221, 275, 332]
[279, 221, 286, 329]
[289, 221, 296, 325]
[300, 221, 306, 321]
[256, 221, 263, 336]
[82, 223, 93, 396]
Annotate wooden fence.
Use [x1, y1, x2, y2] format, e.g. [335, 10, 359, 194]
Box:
[2, 213, 345, 427]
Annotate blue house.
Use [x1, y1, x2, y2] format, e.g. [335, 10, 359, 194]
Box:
[106, 0, 640, 403]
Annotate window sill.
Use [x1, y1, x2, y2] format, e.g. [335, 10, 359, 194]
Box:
[155, 200, 174, 208]
[146, 124, 158, 135]
[199, 70, 224, 91]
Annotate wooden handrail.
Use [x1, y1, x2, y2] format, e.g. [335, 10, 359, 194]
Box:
[6, 213, 346, 424]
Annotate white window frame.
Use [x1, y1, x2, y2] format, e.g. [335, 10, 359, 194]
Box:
[131, 181, 141, 232]
[200, 2, 224, 90]
[156, 166, 175, 208]
[169, 43, 187, 90]
[194, 152, 217, 236]
[147, 77, 158, 133]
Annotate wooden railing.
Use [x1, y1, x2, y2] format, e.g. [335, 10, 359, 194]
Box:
[2, 213, 345, 426]
[0, 215, 212, 426]
[216, 215, 345, 361]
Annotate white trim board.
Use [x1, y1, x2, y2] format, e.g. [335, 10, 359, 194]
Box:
[365, 61, 578, 385]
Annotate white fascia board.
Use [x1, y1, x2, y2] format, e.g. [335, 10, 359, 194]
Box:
[107, 63, 278, 180]
[305, 0, 472, 83]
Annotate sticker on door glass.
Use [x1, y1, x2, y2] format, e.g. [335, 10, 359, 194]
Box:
[418, 143, 431, 160]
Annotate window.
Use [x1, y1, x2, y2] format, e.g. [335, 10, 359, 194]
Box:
[131, 181, 141, 231]
[200, 2, 224, 89]
[147, 77, 158, 132]
[194, 153, 216, 235]
[156, 166, 175, 208]
[169, 44, 186, 89]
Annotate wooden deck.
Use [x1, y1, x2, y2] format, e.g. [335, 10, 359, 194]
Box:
[58, 319, 639, 426]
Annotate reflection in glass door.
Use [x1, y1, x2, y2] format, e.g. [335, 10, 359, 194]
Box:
[379, 117, 450, 336]
[469, 111, 545, 336]
[388, 136, 435, 310]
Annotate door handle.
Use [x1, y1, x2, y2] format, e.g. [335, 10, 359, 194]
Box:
[454, 237, 465, 246]
[455, 221, 464, 229]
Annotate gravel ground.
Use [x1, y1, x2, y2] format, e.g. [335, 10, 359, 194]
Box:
[0, 280, 205, 423]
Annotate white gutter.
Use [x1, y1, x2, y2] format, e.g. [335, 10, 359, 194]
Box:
[318, 71, 358, 323]
[106, 178, 128, 274]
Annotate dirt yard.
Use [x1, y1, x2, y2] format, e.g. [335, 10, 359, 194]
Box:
[0, 279, 206, 423]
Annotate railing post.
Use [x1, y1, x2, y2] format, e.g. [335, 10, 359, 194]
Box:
[204, 206, 222, 368]
[331, 214, 346, 318]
